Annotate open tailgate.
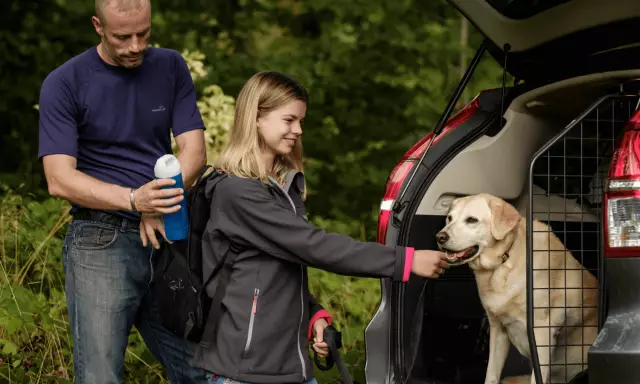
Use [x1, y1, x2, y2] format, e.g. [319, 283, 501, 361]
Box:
[448, 0, 640, 83]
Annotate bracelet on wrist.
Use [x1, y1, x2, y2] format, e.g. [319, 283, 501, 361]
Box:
[129, 188, 137, 212]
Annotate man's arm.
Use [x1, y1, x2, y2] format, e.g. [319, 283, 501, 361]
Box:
[175, 129, 206, 188]
[44, 154, 183, 213]
[44, 154, 131, 210]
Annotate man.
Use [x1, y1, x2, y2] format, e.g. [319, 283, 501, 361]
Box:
[37, 0, 208, 382]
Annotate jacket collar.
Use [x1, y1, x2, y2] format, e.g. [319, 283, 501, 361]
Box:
[282, 170, 305, 195]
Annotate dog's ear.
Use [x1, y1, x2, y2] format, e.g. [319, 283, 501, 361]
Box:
[449, 197, 461, 212]
[488, 197, 520, 241]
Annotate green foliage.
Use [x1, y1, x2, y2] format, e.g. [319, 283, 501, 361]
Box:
[173, 47, 237, 162]
[0, 187, 73, 382]
[0, 284, 72, 382]
[0, 185, 69, 295]
[0, 186, 170, 382]
[0, 0, 97, 192]
[308, 268, 380, 382]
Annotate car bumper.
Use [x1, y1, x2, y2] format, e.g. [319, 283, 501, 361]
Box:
[589, 257, 640, 384]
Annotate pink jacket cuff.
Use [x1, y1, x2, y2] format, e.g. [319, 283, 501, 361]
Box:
[403, 247, 415, 282]
[308, 309, 333, 341]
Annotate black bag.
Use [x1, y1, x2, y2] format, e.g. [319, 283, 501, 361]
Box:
[151, 165, 233, 343]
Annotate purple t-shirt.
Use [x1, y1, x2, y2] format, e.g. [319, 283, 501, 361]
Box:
[38, 46, 204, 218]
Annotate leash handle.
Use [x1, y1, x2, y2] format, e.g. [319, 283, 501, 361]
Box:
[313, 325, 338, 371]
[313, 346, 334, 371]
[313, 325, 354, 384]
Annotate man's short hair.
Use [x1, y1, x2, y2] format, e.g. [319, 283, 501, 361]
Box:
[95, 0, 149, 22]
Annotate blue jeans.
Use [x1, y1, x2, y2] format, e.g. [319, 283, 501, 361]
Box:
[207, 375, 318, 384]
[62, 216, 208, 384]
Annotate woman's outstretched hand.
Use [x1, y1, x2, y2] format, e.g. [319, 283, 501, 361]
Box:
[411, 250, 450, 279]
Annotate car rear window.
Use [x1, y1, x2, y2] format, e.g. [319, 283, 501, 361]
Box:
[486, 0, 573, 19]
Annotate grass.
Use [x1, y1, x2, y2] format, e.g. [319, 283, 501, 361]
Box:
[0, 185, 380, 383]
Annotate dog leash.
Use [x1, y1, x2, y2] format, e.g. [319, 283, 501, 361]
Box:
[314, 325, 354, 384]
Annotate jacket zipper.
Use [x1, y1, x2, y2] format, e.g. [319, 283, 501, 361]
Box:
[244, 288, 259, 353]
[297, 266, 307, 379]
[268, 176, 307, 379]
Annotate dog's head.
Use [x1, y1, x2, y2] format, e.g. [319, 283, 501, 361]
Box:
[435, 193, 521, 270]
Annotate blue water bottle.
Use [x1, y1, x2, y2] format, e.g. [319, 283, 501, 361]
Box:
[154, 154, 189, 241]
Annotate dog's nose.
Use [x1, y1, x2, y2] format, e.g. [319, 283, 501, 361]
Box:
[436, 232, 449, 244]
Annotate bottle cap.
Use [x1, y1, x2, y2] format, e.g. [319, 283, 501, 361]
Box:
[154, 154, 181, 179]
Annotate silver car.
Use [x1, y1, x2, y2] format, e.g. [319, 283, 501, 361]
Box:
[365, 0, 640, 383]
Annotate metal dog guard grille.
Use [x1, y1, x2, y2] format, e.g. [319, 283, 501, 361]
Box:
[526, 94, 640, 383]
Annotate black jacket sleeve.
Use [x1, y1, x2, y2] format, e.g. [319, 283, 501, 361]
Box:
[215, 178, 414, 282]
[309, 294, 324, 316]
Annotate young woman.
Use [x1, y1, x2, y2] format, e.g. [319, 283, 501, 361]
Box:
[193, 71, 450, 384]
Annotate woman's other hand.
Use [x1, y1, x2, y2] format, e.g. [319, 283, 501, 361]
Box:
[311, 318, 330, 358]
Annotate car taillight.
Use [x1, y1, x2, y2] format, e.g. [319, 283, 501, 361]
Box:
[604, 107, 640, 257]
[377, 95, 481, 244]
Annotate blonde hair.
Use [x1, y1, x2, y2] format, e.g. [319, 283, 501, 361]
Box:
[216, 71, 309, 191]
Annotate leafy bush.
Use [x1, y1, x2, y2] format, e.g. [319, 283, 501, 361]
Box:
[171, 46, 236, 162]
[0, 187, 73, 382]
[0, 186, 174, 382]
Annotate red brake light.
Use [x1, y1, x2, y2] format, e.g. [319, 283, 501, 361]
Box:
[377, 95, 481, 244]
[377, 161, 414, 243]
[604, 108, 640, 257]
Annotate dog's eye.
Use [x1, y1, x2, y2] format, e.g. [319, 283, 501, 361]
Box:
[465, 217, 478, 224]
[446, 215, 452, 222]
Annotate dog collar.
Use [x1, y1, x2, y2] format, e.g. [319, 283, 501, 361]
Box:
[501, 234, 517, 264]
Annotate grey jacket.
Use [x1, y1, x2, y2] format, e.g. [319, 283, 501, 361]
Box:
[193, 172, 414, 383]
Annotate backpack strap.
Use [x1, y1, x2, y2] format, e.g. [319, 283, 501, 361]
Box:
[198, 241, 243, 349]
[192, 164, 213, 188]
[197, 171, 245, 349]
[186, 168, 227, 289]
[185, 164, 214, 221]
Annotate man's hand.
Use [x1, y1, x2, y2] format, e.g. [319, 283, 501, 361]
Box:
[411, 250, 451, 279]
[311, 318, 330, 358]
[140, 213, 170, 249]
[133, 179, 184, 214]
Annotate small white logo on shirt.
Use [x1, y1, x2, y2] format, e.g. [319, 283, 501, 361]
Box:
[152, 105, 166, 112]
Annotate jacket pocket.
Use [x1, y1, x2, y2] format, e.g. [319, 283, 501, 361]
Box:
[243, 288, 259, 354]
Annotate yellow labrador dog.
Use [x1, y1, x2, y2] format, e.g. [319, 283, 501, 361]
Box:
[435, 193, 598, 384]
